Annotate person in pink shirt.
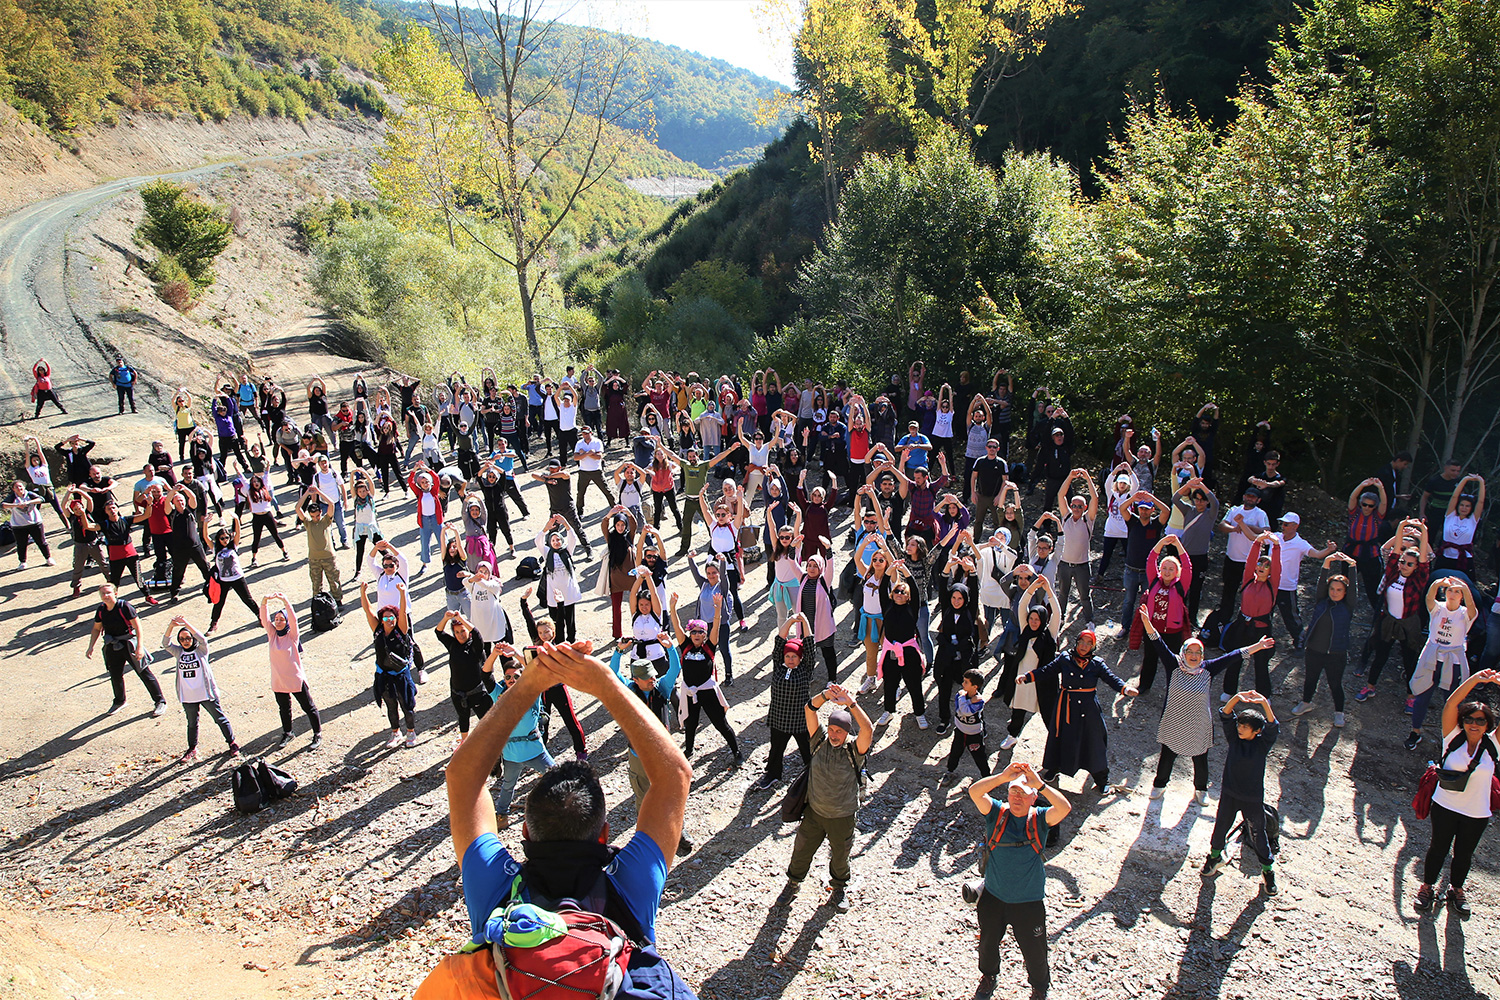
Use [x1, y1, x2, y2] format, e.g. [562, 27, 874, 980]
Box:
[1126, 535, 1194, 693]
[261, 592, 323, 750]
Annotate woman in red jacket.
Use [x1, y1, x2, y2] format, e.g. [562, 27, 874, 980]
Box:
[1221, 533, 1281, 699]
[1126, 534, 1194, 693]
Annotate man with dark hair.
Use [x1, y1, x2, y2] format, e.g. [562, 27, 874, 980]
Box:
[1376, 452, 1412, 522]
[420, 640, 694, 998]
[1202, 690, 1281, 896]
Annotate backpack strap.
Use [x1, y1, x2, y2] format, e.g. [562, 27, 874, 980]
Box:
[1025, 810, 1044, 855]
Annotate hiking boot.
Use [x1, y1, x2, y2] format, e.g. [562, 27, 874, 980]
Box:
[1448, 886, 1471, 918]
[1290, 701, 1313, 716]
[1404, 732, 1423, 751]
[676, 834, 694, 856]
[1201, 853, 1229, 878]
[827, 887, 851, 912]
[310, 734, 323, 751]
[278, 731, 295, 749]
[151, 701, 167, 718]
[1354, 685, 1376, 702]
[1414, 883, 1434, 913]
[1262, 868, 1278, 896]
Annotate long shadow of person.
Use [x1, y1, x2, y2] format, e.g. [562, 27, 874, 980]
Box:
[693, 887, 838, 999]
[1396, 907, 1482, 999]
[1173, 875, 1268, 1000]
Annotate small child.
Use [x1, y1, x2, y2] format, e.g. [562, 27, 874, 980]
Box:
[941, 669, 991, 783]
[1202, 690, 1280, 895]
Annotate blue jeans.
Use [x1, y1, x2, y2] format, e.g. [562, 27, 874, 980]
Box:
[1121, 565, 1147, 621]
[418, 520, 440, 565]
[311, 497, 347, 546]
[916, 601, 933, 666]
[1411, 686, 1451, 732]
[497, 748, 556, 813]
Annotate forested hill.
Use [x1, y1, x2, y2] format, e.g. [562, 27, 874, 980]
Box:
[0, 0, 391, 133]
[384, 0, 792, 172]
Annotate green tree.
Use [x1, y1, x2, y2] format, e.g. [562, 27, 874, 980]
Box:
[135, 180, 233, 287]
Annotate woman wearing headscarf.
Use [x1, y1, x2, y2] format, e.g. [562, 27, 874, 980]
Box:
[668, 590, 740, 762]
[600, 505, 640, 640]
[996, 573, 1059, 750]
[1020, 629, 1138, 794]
[1139, 605, 1272, 803]
[261, 593, 322, 750]
[534, 513, 582, 642]
[161, 615, 240, 762]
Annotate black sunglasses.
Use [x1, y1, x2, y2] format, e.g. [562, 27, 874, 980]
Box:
[1464, 715, 1489, 725]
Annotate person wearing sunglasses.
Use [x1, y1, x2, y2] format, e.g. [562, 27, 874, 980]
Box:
[1414, 669, 1500, 916]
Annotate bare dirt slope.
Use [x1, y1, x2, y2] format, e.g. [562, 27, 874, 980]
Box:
[0, 101, 380, 216]
[0, 145, 1496, 1000]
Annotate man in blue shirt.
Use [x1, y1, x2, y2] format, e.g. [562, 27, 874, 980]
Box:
[967, 760, 1072, 999]
[426, 640, 693, 996]
[896, 421, 933, 475]
[111, 358, 138, 414]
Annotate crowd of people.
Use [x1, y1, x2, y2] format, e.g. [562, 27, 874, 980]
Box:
[13, 355, 1500, 997]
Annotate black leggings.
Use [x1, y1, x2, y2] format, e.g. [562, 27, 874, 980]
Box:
[815, 640, 838, 684]
[683, 694, 738, 757]
[1140, 629, 1187, 694]
[487, 504, 514, 549]
[977, 893, 1049, 989]
[103, 641, 164, 706]
[1221, 621, 1272, 696]
[1424, 801, 1489, 888]
[1007, 708, 1032, 739]
[13, 523, 49, 562]
[882, 648, 926, 714]
[765, 727, 811, 780]
[33, 389, 65, 416]
[339, 440, 362, 475]
[218, 435, 249, 470]
[209, 576, 257, 627]
[933, 645, 975, 724]
[383, 690, 415, 731]
[168, 545, 212, 596]
[450, 686, 492, 734]
[542, 683, 587, 755]
[548, 603, 577, 643]
[108, 555, 151, 600]
[276, 683, 322, 735]
[354, 531, 384, 573]
[250, 513, 284, 555]
[374, 453, 406, 493]
[652, 489, 682, 528]
[944, 729, 990, 775]
[1301, 650, 1347, 711]
[1153, 744, 1209, 790]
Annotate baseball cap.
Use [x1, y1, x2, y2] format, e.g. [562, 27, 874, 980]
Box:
[1280, 512, 1300, 525]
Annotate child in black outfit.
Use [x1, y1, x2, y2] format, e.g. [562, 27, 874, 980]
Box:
[940, 669, 991, 784]
[1202, 690, 1281, 895]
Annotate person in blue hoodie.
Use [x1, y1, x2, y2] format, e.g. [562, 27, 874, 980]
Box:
[1290, 553, 1360, 729]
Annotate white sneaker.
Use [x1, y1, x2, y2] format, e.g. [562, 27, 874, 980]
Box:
[916, 715, 929, 730]
[875, 711, 893, 727]
[1219, 693, 1231, 705]
[1149, 785, 1165, 800]
[404, 730, 417, 748]
[999, 735, 1019, 751]
[858, 676, 877, 695]
[44, 557, 55, 566]
[384, 731, 403, 748]
[1194, 790, 1209, 806]
[1291, 701, 1313, 716]
[16, 562, 26, 570]
[1332, 712, 1346, 728]
[415, 668, 428, 685]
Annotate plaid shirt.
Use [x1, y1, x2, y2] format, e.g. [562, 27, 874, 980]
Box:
[907, 474, 950, 527]
[1377, 553, 1431, 620]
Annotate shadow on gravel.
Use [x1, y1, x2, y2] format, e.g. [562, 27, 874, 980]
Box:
[1173, 876, 1267, 1000]
[1280, 718, 1337, 839]
[1399, 908, 1482, 998]
[694, 889, 837, 1000]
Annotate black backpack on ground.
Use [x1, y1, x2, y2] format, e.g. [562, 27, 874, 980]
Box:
[515, 555, 541, 580]
[232, 760, 299, 815]
[311, 591, 341, 631]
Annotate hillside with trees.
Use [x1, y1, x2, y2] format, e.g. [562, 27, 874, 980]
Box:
[572, 0, 1500, 488]
[0, 0, 389, 133]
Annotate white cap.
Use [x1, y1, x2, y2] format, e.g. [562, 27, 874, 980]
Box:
[1279, 512, 1300, 525]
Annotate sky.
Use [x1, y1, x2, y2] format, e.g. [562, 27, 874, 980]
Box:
[560, 0, 798, 85]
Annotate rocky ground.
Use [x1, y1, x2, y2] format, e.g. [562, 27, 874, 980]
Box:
[0, 145, 1494, 1000]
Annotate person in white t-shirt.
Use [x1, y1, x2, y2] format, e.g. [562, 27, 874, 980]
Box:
[1412, 669, 1499, 917]
[1268, 512, 1337, 650]
[312, 455, 349, 549]
[572, 426, 614, 515]
[1213, 486, 1271, 625]
[1405, 577, 1480, 751]
[1096, 464, 1138, 583]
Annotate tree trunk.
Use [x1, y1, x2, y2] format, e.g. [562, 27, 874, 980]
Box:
[1400, 293, 1439, 492]
[516, 258, 542, 372]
